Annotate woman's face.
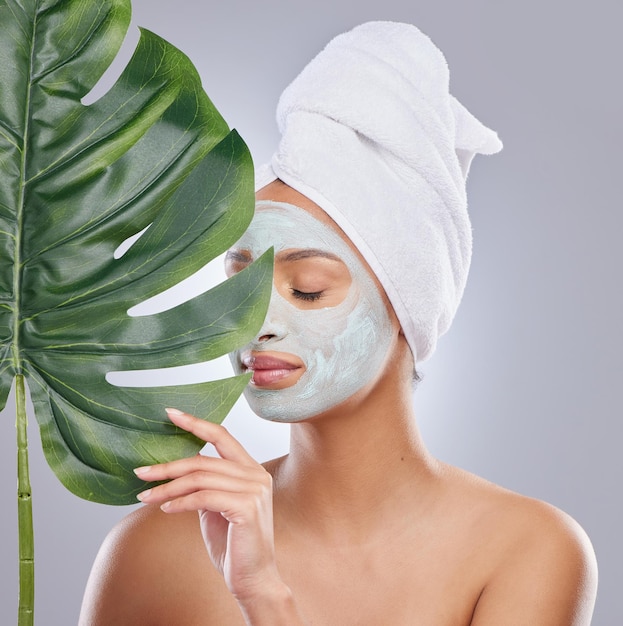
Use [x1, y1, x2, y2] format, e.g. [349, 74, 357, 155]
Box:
[226, 184, 396, 422]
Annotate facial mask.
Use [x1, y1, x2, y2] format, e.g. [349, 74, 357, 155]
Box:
[228, 201, 394, 422]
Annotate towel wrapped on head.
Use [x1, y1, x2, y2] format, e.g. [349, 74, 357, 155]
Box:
[256, 21, 502, 364]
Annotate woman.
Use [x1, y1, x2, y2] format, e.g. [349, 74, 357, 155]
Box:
[79, 22, 597, 625]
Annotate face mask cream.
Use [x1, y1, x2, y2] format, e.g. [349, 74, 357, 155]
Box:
[228, 201, 394, 422]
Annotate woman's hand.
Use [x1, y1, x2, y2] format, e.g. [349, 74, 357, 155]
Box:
[133, 408, 284, 607]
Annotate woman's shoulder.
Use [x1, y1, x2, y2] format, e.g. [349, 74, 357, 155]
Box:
[79, 505, 239, 625]
[441, 465, 598, 624]
[92, 503, 204, 569]
[446, 464, 595, 556]
[99, 502, 206, 568]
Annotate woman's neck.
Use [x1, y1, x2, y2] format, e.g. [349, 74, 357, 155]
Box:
[269, 363, 440, 543]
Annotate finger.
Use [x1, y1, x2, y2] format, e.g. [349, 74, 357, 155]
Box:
[165, 408, 257, 467]
[133, 454, 256, 483]
[136, 470, 268, 505]
[157, 489, 270, 521]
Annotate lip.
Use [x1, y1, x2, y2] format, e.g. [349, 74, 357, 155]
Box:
[241, 351, 305, 389]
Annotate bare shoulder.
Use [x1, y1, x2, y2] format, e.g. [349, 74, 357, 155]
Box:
[444, 466, 598, 625]
[79, 504, 232, 626]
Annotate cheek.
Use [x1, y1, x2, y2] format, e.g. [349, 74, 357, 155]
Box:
[298, 286, 395, 407]
[298, 286, 391, 369]
[333, 291, 390, 357]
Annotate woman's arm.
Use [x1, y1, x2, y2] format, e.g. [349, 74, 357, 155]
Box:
[130, 408, 308, 626]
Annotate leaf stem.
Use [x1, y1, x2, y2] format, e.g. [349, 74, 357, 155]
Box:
[16, 374, 34, 626]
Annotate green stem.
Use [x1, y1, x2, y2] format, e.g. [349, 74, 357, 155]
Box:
[16, 375, 34, 626]
[15, 5, 36, 621]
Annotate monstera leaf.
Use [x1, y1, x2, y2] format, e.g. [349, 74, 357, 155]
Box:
[0, 0, 271, 499]
[0, 1, 271, 620]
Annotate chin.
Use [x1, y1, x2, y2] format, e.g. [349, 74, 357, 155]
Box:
[243, 382, 367, 424]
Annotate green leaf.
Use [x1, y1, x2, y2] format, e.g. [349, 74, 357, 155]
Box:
[0, 0, 272, 505]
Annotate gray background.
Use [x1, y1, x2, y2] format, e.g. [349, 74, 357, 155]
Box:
[0, 0, 621, 623]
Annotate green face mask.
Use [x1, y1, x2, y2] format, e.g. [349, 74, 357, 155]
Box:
[228, 201, 394, 422]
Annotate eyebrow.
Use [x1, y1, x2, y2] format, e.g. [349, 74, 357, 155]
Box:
[279, 249, 343, 263]
[225, 249, 253, 264]
[226, 248, 344, 265]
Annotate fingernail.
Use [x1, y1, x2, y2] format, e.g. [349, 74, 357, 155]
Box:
[165, 408, 184, 416]
[136, 489, 151, 502]
[160, 501, 171, 512]
[133, 466, 151, 477]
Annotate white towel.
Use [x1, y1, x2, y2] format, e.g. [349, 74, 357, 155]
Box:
[256, 21, 502, 363]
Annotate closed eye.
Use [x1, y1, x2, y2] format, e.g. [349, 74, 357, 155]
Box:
[291, 289, 324, 302]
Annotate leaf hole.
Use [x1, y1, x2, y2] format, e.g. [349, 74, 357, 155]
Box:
[81, 25, 141, 106]
[114, 224, 152, 259]
[127, 253, 228, 317]
[106, 356, 234, 388]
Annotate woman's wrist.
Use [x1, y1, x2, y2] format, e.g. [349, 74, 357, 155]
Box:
[235, 579, 307, 626]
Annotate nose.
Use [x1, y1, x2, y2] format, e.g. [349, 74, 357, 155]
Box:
[252, 285, 288, 345]
[258, 332, 277, 342]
